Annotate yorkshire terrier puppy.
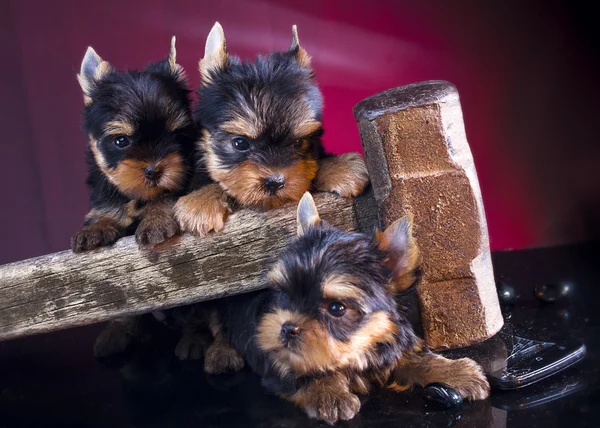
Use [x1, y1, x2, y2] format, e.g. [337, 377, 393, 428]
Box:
[74, 38, 203, 357]
[72, 37, 198, 253]
[217, 193, 490, 425]
[174, 22, 369, 236]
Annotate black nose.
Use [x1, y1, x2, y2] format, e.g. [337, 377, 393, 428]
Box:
[264, 175, 285, 194]
[280, 322, 301, 342]
[143, 165, 161, 180]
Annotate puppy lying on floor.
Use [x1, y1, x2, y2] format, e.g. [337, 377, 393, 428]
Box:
[216, 193, 490, 424]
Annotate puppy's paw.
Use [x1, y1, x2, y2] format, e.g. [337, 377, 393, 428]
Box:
[93, 320, 137, 358]
[204, 341, 245, 374]
[304, 390, 361, 425]
[441, 358, 490, 401]
[174, 184, 230, 236]
[315, 153, 370, 198]
[71, 222, 120, 252]
[135, 212, 180, 248]
[174, 332, 209, 360]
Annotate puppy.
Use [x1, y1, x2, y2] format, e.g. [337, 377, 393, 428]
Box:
[218, 193, 490, 425]
[74, 38, 203, 357]
[72, 37, 198, 253]
[174, 22, 369, 235]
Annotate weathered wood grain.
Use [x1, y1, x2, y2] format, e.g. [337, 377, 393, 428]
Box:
[0, 192, 377, 342]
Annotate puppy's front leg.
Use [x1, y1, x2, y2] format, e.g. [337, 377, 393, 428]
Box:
[287, 372, 360, 425]
[314, 153, 370, 198]
[133, 196, 180, 248]
[71, 206, 133, 252]
[203, 308, 245, 374]
[174, 183, 231, 236]
[175, 324, 211, 361]
[392, 348, 490, 400]
[93, 316, 142, 358]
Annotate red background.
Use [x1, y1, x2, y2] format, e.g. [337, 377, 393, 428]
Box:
[1, 0, 599, 264]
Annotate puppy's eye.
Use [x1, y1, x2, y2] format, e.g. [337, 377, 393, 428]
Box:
[294, 138, 308, 150]
[232, 136, 250, 151]
[327, 301, 346, 317]
[114, 136, 131, 149]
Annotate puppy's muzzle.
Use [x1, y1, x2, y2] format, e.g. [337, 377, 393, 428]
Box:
[143, 164, 162, 182]
[264, 175, 285, 195]
[280, 322, 301, 347]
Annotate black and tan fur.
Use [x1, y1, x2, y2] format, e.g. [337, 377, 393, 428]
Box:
[73, 38, 207, 358]
[72, 36, 198, 253]
[171, 22, 370, 373]
[174, 22, 370, 235]
[216, 193, 489, 424]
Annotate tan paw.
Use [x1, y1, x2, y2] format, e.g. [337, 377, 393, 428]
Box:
[204, 341, 245, 374]
[303, 390, 361, 425]
[93, 320, 136, 358]
[315, 153, 370, 198]
[71, 222, 121, 252]
[442, 358, 490, 400]
[174, 184, 231, 236]
[174, 332, 209, 360]
[135, 211, 180, 248]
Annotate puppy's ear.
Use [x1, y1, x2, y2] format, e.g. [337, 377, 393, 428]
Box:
[297, 192, 320, 236]
[375, 214, 420, 293]
[167, 35, 178, 72]
[289, 25, 311, 69]
[77, 47, 112, 105]
[145, 36, 186, 82]
[199, 22, 230, 85]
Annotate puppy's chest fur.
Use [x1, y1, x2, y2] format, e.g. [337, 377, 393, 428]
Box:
[84, 158, 159, 227]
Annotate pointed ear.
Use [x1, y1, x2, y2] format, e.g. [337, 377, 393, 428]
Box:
[297, 192, 321, 236]
[77, 47, 112, 105]
[199, 22, 229, 85]
[144, 36, 186, 82]
[166, 35, 185, 80]
[168, 35, 178, 71]
[289, 25, 311, 68]
[375, 214, 420, 293]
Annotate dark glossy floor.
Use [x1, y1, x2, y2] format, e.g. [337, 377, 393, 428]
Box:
[0, 242, 598, 427]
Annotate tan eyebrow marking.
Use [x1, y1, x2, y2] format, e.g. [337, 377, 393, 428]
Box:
[219, 116, 260, 140]
[167, 111, 192, 132]
[103, 120, 134, 136]
[294, 121, 322, 138]
[322, 274, 365, 301]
